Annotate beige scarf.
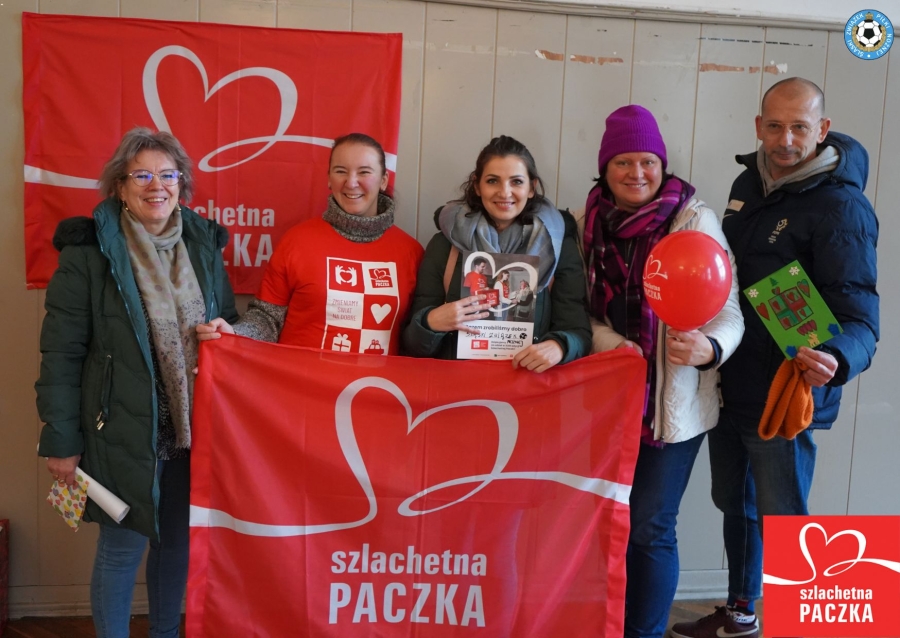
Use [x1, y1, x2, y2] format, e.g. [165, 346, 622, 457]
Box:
[120, 205, 205, 448]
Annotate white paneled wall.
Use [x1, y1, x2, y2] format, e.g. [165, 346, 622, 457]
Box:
[2, 0, 897, 616]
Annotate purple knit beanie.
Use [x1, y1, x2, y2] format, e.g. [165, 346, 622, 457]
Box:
[597, 104, 668, 174]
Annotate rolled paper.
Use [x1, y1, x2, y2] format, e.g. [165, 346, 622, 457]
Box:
[76, 468, 130, 523]
[37, 446, 130, 523]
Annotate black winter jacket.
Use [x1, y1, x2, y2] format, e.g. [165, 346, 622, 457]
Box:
[402, 208, 591, 362]
[720, 131, 879, 428]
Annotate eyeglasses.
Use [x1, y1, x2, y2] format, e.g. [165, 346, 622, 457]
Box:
[760, 119, 823, 139]
[125, 169, 181, 186]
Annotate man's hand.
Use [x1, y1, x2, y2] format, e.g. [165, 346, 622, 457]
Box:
[795, 347, 838, 387]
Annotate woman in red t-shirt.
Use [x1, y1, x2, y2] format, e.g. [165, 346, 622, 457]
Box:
[197, 133, 423, 356]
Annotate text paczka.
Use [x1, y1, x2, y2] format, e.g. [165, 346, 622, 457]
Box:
[22, 14, 402, 292]
[329, 583, 485, 627]
[330, 544, 487, 626]
[763, 516, 900, 637]
[188, 338, 644, 636]
[194, 199, 275, 267]
[800, 602, 874, 624]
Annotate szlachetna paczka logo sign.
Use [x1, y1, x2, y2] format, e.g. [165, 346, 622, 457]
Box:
[763, 516, 900, 636]
[845, 10, 894, 59]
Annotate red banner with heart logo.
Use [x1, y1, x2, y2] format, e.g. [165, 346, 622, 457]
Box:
[763, 515, 900, 636]
[189, 336, 644, 636]
[22, 12, 402, 293]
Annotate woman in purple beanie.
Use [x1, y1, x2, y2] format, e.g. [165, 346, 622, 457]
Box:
[578, 105, 744, 638]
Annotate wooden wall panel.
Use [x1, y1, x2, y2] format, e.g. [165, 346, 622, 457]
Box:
[121, 0, 198, 21]
[760, 27, 827, 92]
[803, 35, 889, 515]
[692, 24, 764, 215]
[416, 3, 497, 243]
[492, 10, 566, 203]
[849, 51, 900, 515]
[199, 0, 275, 27]
[823, 32, 888, 202]
[631, 21, 701, 181]
[353, 0, 427, 239]
[276, 0, 351, 30]
[0, 0, 40, 595]
[37, 0, 116, 16]
[557, 16, 633, 212]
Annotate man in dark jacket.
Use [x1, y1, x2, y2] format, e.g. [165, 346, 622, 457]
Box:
[671, 78, 879, 638]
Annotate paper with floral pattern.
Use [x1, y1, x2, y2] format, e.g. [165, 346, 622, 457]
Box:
[47, 475, 89, 530]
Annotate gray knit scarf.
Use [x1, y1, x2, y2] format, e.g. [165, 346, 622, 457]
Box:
[322, 193, 395, 242]
[120, 205, 206, 449]
[758, 145, 839, 196]
[437, 200, 564, 291]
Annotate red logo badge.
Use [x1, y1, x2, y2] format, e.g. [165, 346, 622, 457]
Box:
[330, 260, 364, 293]
[764, 515, 900, 636]
[368, 267, 394, 289]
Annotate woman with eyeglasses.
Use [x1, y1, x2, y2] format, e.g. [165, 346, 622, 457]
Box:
[196, 133, 424, 355]
[35, 127, 237, 638]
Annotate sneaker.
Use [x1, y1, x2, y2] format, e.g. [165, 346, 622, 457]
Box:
[669, 606, 759, 638]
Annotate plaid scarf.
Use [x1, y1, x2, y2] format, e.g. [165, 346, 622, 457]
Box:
[583, 176, 695, 443]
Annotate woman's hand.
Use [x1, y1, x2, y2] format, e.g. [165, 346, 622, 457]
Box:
[426, 295, 492, 334]
[512, 341, 564, 373]
[47, 455, 81, 488]
[795, 347, 838, 387]
[665, 329, 714, 366]
[196, 318, 235, 341]
[616, 339, 644, 357]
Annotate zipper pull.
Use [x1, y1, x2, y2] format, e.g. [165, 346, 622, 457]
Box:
[96, 411, 106, 430]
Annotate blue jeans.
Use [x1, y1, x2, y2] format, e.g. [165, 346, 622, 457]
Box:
[707, 409, 817, 611]
[625, 433, 705, 638]
[91, 457, 190, 638]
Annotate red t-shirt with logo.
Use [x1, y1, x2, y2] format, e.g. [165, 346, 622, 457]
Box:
[463, 271, 488, 296]
[257, 218, 424, 355]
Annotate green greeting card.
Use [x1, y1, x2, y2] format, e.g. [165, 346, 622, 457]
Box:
[743, 260, 842, 359]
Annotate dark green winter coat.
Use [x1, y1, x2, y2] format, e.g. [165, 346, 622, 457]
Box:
[35, 198, 238, 539]
[401, 209, 591, 362]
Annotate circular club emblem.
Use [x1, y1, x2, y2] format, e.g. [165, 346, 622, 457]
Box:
[845, 10, 893, 59]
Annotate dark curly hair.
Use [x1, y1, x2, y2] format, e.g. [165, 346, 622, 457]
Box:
[459, 135, 548, 226]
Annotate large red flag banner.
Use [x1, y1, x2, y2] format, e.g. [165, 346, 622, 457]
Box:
[21, 13, 401, 293]
[189, 336, 644, 637]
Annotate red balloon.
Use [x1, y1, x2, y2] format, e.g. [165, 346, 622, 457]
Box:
[641, 230, 732, 331]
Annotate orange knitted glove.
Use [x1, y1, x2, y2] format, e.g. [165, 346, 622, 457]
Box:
[758, 359, 814, 440]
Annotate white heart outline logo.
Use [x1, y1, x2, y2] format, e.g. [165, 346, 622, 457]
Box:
[763, 522, 900, 586]
[463, 251, 538, 291]
[643, 256, 668, 280]
[143, 45, 397, 173]
[370, 303, 392, 324]
[144, 45, 300, 171]
[190, 377, 632, 537]
[25, 44, 397, 188]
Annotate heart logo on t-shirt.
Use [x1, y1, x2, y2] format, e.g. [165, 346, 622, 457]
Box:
[371, 304, 392, 324]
